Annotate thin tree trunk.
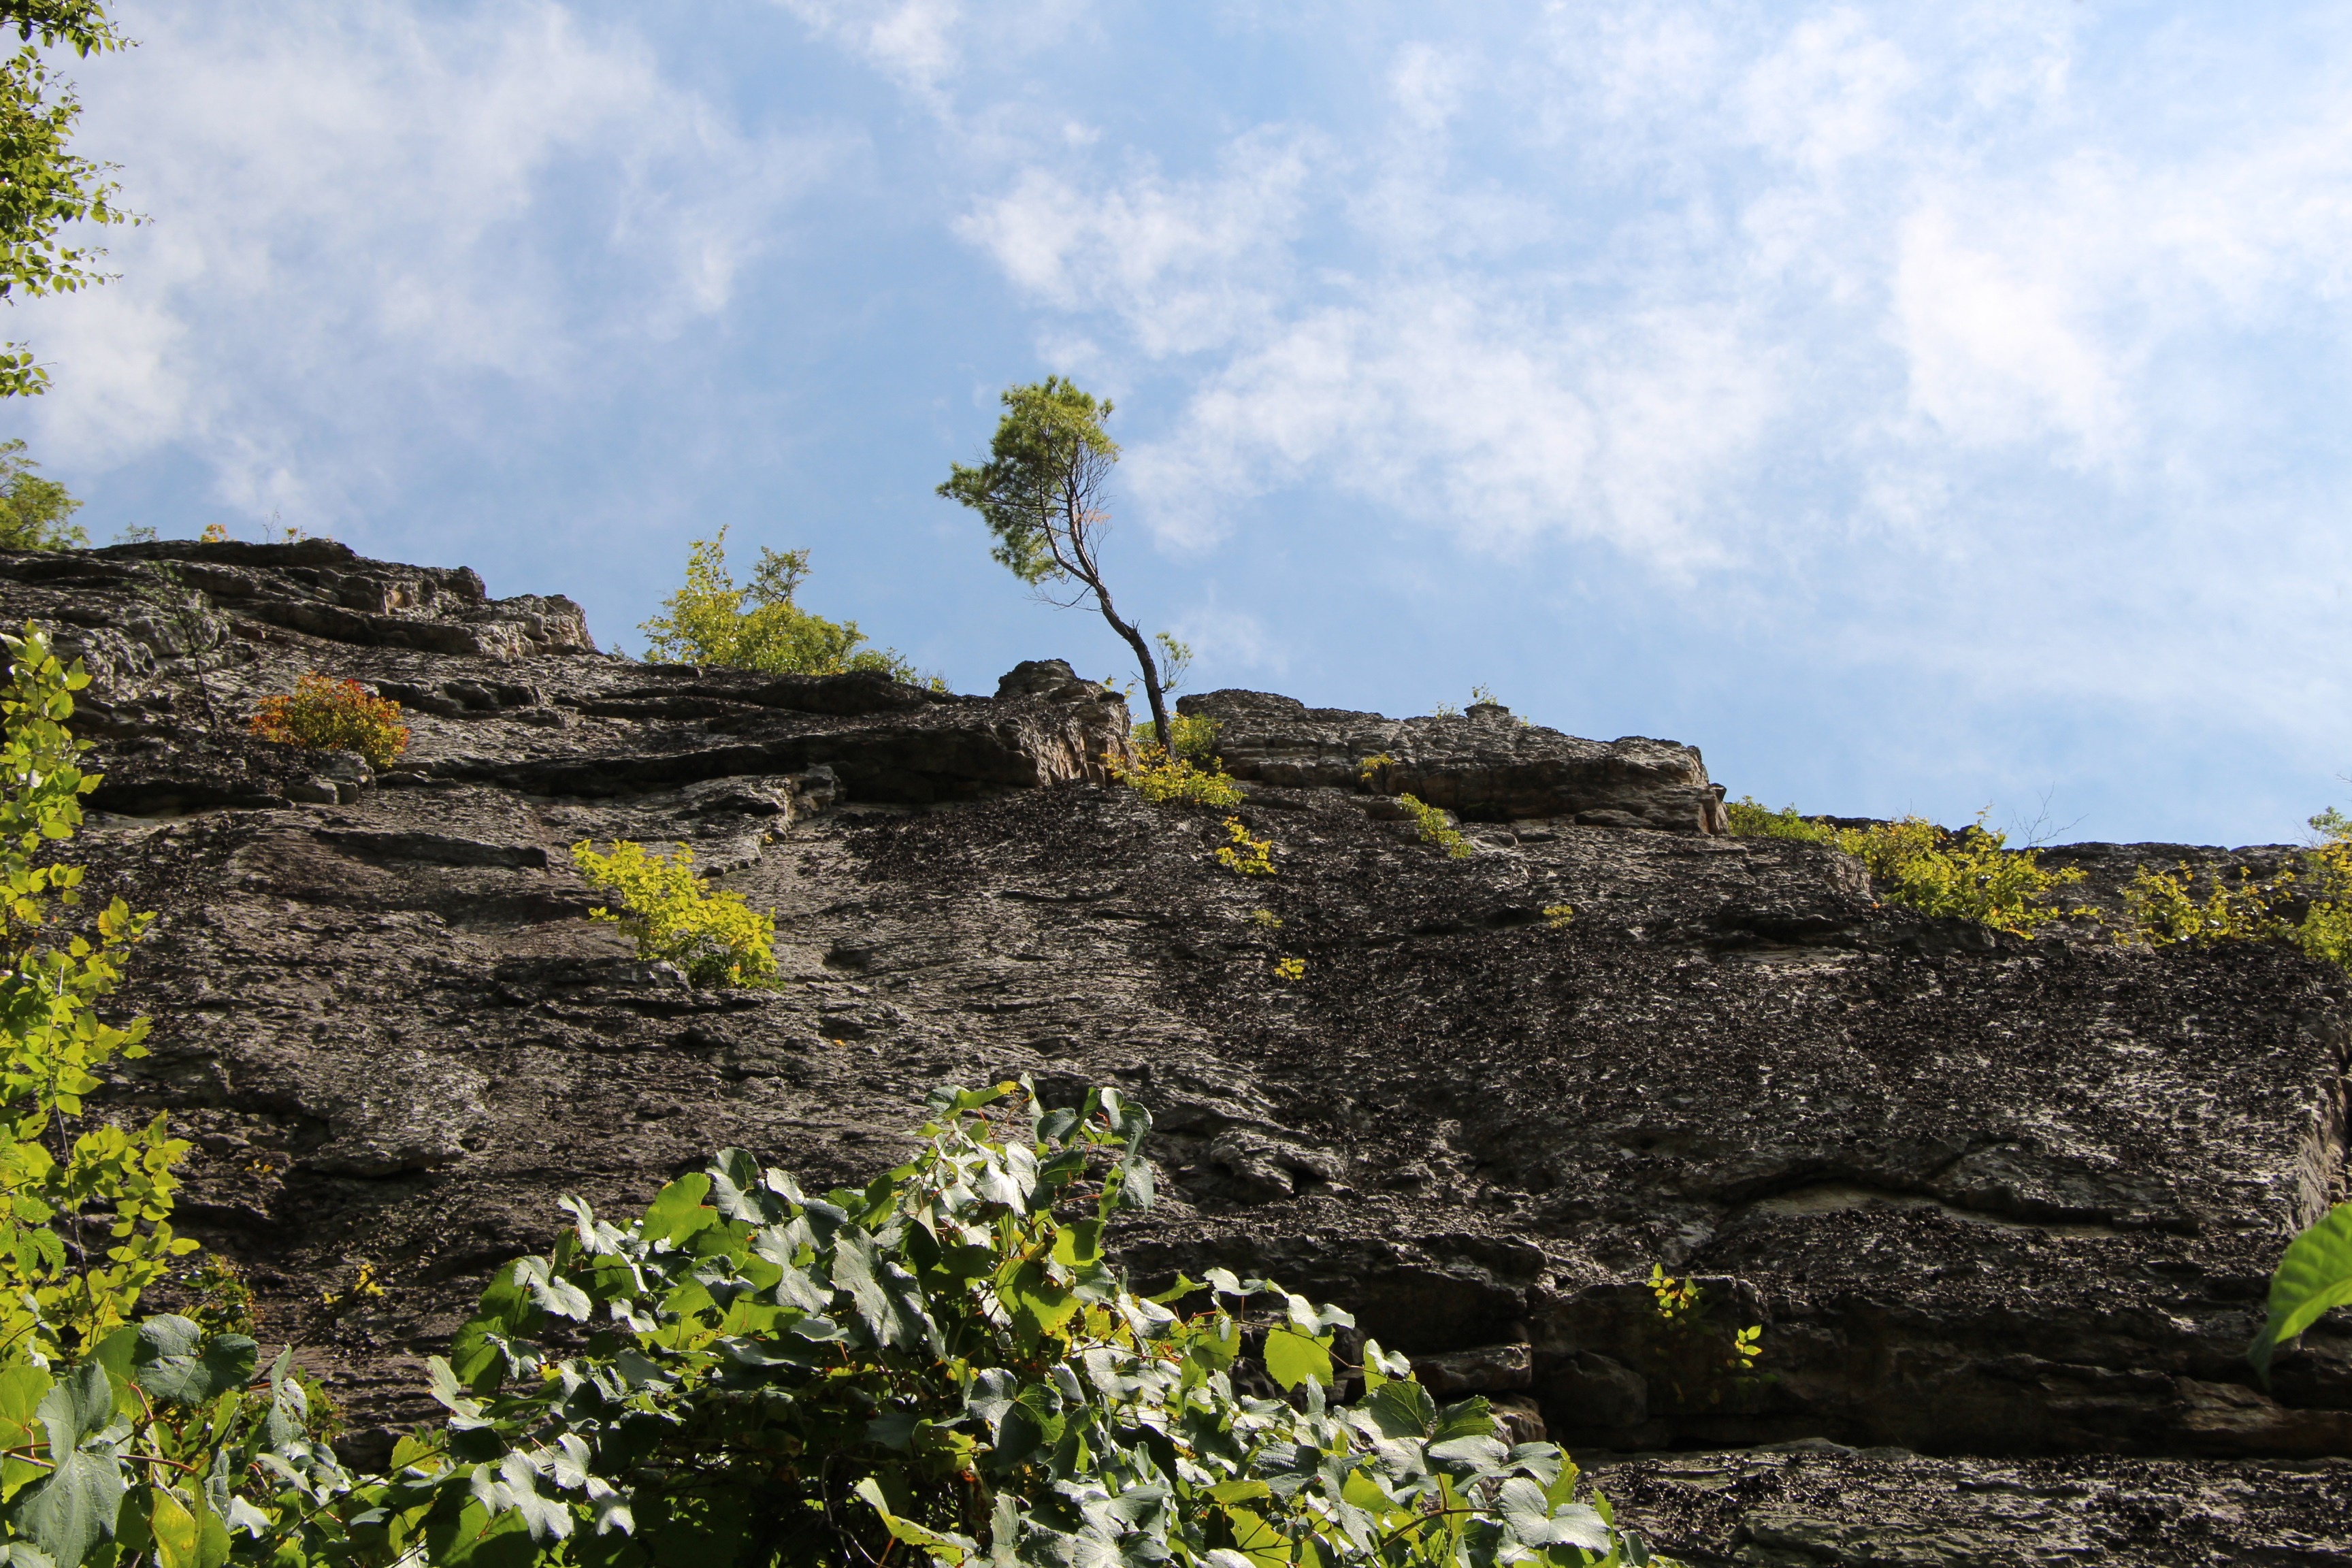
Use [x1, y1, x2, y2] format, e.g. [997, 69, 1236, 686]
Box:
[1092, 587, 1169, 745]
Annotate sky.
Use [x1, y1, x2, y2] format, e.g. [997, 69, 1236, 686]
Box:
[9, 0, 2352, 846]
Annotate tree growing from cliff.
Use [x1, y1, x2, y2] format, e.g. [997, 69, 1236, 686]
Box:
[0, 1, 138, 399]
[938, 377, 1175, 743]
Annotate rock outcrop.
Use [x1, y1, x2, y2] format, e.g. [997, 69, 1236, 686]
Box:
[1178, 688, 1731, 833]
[0, 541, 2344, 1565]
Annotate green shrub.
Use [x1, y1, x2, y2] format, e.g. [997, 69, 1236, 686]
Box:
[639, 527, 918, 681]
[280, 1081, 1668, 1567]
[1642, 1266, 1766, 1409]
[1110, 743, 1243, 807]
[1723, 797, 1838, 843]
[0, 625, 186, 1360]
[1398, 793, 1474, 860]
[1844, 817, 2085, 936]
[572, 839, 780, 987]
[248, 672, 410, 770]
[1133, 710, 1222, 761]
[2121, 862, 2290, 946]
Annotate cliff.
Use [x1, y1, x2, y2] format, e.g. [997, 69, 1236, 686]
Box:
[5, 540, 2347, 1565]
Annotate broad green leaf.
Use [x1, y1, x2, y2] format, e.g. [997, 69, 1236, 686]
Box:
[514, 1259, 591, 1322]
[1431, 1396, 1496, 1443]
[1000, 1259, 1079, 1341]
[1262, 1328, 1332, 1392]
[133, 1320, 257, 1407]
[17, 1448, 122, 1568]
[195, 1503, 231, 1568]
[1363, 1379, 1436, 1439]
[0, 1362, 51, 1449]
[966, 1369, 1018, 1437]
[35, 1362, 112, 1461]
[833, 1227, 941, 1352]
[1050, 1220, 1102, 1267]
[148, 1486, 199, 1568]
[133, 1316, 201, 1364]
[470, 1262, 535, 1337]
[704, 1148, 781, 1224]
[2251, 1200, 2352, 1384]
[641, 1174, 716, 1246]
[1427, 1435, 1509, 1469]
[866, 1411, 920, 1450]
[1146, 1273, 1203, 1307]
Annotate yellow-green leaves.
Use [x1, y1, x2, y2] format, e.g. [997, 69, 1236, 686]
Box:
[1109, 743, 1243, 806]
[1260, 1326, 1331, 1391]
[1727, 802, 2084, 937]
[638, 527, 918, 681]
[1213, 817, 1275, 877]
[572, 838, 780, 988]
[0, 625, 181, 1358]
[1397, 794, 1473, 859]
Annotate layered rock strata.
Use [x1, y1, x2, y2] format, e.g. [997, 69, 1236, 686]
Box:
[0, 542, 2342, 1565]
[1177, 688, 1731, 834]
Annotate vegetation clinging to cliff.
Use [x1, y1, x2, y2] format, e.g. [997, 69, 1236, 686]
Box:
[638, 527, 918, 681]
[572, 838, 779, 988]
[1726, 800, 2085, 936]
[248, 672, 410, 770]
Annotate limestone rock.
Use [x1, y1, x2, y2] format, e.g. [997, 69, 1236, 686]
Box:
[1176, 688, 1729, 832]
[0, 544, 2333, 1560]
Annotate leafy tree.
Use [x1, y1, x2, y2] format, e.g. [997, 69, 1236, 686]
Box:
[0, 1, 137, 399]
[0, 436, 80, 546]
[938, 377, 1176, 744]
[638, 527, 919, 682]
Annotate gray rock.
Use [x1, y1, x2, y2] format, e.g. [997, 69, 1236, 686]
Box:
[0, 544, 2339, 1562]
[1413, 1341, 1535, 1396]
[1177, 688, 1729, 832]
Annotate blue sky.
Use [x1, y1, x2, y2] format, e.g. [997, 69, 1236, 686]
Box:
[12, 1, 2352, 845]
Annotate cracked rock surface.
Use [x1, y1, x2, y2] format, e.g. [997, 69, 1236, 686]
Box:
[1, 542, 2347, 1565]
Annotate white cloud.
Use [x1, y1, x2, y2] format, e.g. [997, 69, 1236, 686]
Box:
[16, 0, 838, 519]
[1125, 284, 1780, 564]
[956, 2, 2352, 592]
[954, 128, 1320, 357]
[1889, 201, 2134, 463]
[1735, 10, 1916, 177]
[777, 0, 964, 106]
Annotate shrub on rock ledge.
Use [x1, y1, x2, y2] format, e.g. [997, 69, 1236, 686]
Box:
[248, 672, 410, 770]
[572, 838, 779, 988]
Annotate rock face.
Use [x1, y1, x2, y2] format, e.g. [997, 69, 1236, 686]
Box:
[1, 541, 2346, 1565]
[1177, 689, 1731, 833]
